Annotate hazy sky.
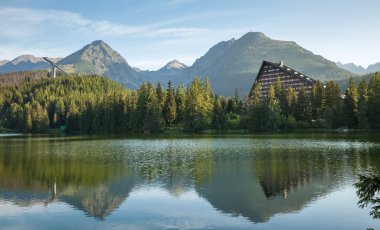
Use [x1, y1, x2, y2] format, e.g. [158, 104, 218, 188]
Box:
[0, 0, 378, 70]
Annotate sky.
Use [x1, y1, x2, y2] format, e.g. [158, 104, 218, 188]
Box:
[0, 0, 379, 70]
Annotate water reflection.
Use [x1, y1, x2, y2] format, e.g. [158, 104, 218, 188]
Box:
[0, 134, 379, 226]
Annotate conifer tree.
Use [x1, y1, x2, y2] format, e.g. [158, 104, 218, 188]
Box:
[143, 83, 163, 133]
[368, 73, 380, 129]
[311, 81, 326, 120]
[294, 85, 312, 123]
[323, 81, 343, 128]
[184, 78, 208, 132]
[357, 80, 369, 128]
[163, 81, 177, 126]
[212, 96, 228, 130]
[343, 78, 359, 128]
[175, 85, 186, 123]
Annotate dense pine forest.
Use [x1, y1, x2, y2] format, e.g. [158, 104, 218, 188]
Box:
[0, 73, 379, 134]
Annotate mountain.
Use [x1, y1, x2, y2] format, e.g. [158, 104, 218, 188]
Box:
[0, 55, 60, 74]
[141, 59, 188, 87]
[0, 33, 356, 95]
[187, 32, 353, 95]
[336, 61, 380, 75]
[160, 59, 187, 70]
[58, 40, 141, 88]
[367, 63, 380, 73]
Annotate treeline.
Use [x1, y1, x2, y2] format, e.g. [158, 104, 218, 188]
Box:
[0, 70, 48, 86]
[0, 75, 224, 133]
[0, 73, 380, 134]
[243, 73, 380, 131]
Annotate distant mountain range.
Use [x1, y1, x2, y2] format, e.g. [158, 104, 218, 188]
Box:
[0, 32, 361, 95]
[0, 55, 61, 73]
[336, 61, 380, 75]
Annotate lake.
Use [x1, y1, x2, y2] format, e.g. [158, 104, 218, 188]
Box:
[0, 133, 379, 229]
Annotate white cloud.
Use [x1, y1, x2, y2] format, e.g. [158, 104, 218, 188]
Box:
[151, 28, 210, 38]
[0, 7, 211, 39]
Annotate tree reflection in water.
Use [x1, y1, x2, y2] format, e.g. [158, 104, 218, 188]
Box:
[355, 174, 380, 219]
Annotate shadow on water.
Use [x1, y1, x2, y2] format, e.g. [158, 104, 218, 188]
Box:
[0, 133, 380, 223]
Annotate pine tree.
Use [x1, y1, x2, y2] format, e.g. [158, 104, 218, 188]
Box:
[66, 100, 80, 133]
[284, 86, 296, 118]
[135, 83, 148, 132]
[267, 84, 282, 130]
[163, 81, 177, 126]
[368, 73, 380, 129]
[156, 82, 165, 110]
[202, 77, 214, 115]
[184, 78, 208, 132]
[23, 103, 32, 132]
[323, 81, 343, 128]
[294, 85, 312, 124]
[212, 96, 228, 130]
[311, 81, 326, 120]
[343, 78, 359, 128]
[357, 80, 369, 128]
[175, 85, 186, 123]
[143, 83, 163, 133]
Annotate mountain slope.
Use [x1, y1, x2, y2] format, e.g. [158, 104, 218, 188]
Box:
[0, 70, 48, 86]
[0, 55, 60, 73]
[367, 63, 380, 73]
[58, 40, 141, 88]
[140, 59, 188, 87]
[337, 61, 380, 75]
[187, 32, 353, 95]
[336, 62, 366, 75]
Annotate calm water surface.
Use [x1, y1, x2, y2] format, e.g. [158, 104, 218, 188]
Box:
[0, 133, 379, 229]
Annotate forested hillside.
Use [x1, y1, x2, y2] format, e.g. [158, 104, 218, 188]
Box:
[0, 70, 48, 86]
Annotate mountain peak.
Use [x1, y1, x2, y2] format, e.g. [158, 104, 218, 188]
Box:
[0, 60, 9, 66]
[163, 59, 187, 70]
[90, 40, 106, 45]
[240, 32, 269, 41]
[11, 55, 44, 65]
[58, 40, 127, 72]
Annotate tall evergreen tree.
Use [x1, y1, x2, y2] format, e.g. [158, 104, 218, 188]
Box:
[323, 81, 343, 128]
[343, 78, 359, 128]
[184, 78, 209, 132]
[311, 81, 326, 120]
[143, 83, 163, 133]
[156, 82, 164, 110]
[294, 85, 312, 123]
[175, 85, 186, 124]
[212, 96, 228, 130]
[368, 73, 380, 129]
[163, 81, 177, 126]
[283, 86, 296, 118]
[357, 80, 369, 128]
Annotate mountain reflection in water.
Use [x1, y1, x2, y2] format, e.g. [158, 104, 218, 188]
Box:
[0, 134, 379, 225]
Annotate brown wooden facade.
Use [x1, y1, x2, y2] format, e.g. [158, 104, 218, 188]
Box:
[251, 61, 317, 99]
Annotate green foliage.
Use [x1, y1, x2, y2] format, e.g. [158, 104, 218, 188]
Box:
[343, 78, 359, 128]
[368, 73, 380, 129]
[294, 85, 312, 124]
[354, 174, 380, 219]
[183, 78, 213, 132]
[163, 81, 177, 126]
[175, 85, 186, 123]
[212, 96, 228, 130]
[357, 80, 369, 128]
[1, 72, 380, 134]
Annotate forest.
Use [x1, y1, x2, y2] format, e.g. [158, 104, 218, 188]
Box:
[0, 72, 379, 134]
